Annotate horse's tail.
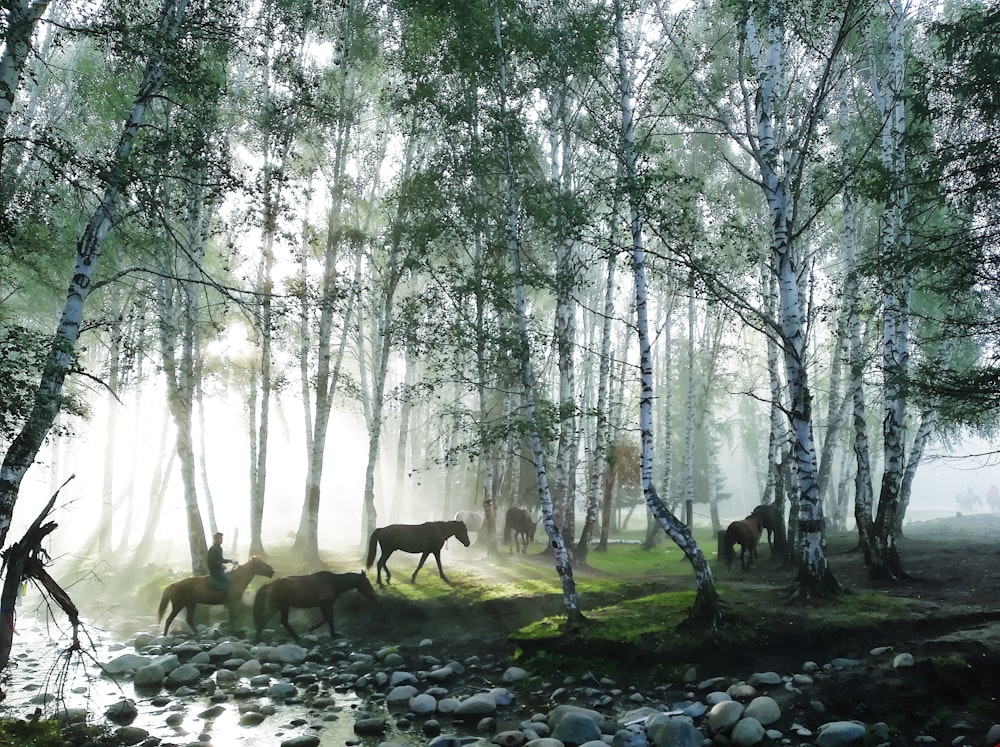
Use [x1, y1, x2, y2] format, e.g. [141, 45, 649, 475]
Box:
[365, 529, 380, 570]
[723, 529, 735, 568]
[157, 584, 172, 622]
[252, 583, 271, 636]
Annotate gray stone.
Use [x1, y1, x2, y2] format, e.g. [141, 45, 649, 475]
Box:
[280, 736, 321, 747]
[387, 684, 419, 704]
[612, 727, 649, 747]
[391, 670, 419, 686]
[456, 691, 498, 716]
[105, 699, 139, 725]
[707, 700, 744, 734]
[491, 687, 514, 706]
[132, 664, 165, 689]
[164, 663, 201, 687]
[494, 729, 529, 747]
[503, 666, 528, 683]
[237, 658, 262, 677]
[112, 725, 149, 746]
[730, 717, 765, 747]
[150, 653, 180, 673]
[551, 710, 602, 746]
[266, 681, 298, 699]
[744, 696, 780, 726]
[746, 672, 781, 687]
[549, 704, 603, 731]
[355, 717, 388, 735]
[816, 720, 867, 747]
[645, 714, 703, 747]
[103, 653, 151, 675]
[891, 653, 914, 668]
[240, 711, 266, 726]
[410, 692, 438, 714]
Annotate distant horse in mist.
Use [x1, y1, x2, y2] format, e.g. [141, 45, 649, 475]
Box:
[750, 503, 786, 553]
[253, 571, 376, 641]
[502, 507, 537, 554]
[454, 509, 485, 532]
[723, 515, 763, 571]
[157, 555, 275, 635]
[365, 520, 471, 586]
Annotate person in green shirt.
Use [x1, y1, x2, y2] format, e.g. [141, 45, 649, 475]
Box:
[207, 532, 234, 596]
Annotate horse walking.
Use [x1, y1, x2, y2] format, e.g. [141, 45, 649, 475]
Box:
[723, 515, 763, 571]
[365, 520, 470, 586]
[502, 507, 537, 553]
[253, 571, 376, 640]
[157, 555, 275, 635]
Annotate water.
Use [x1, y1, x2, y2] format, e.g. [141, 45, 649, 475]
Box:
[0, 605, 473, 746]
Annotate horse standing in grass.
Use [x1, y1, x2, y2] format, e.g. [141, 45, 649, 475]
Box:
[502, 507, 537, 553]
[157, 555, 275, 635]
[750, 503, 786, 553]
[723, 515, 763, 571]
[253, 571, 376, 640]
[365, 520, 470, 586]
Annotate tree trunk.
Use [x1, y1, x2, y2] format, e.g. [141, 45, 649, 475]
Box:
[0, 0, 190, 549]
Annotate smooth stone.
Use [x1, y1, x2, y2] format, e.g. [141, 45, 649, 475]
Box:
[891, 653, 914, 668]
[103, 654, 151, 675]
[707, 700, 744, 734]
[645, 714, 702, 747]
[456, 692, 498, 716]
[280, 736, 321, 747]
[240, 711, 266, 726]
[106, 699, 139, 725]
[132, 664, 165, 688]
[494, 730, 529, 747]
[113, 725, 149, 746]
[816, 720, 868, 747]
[744, 696, 780, 726]
[551, 711, 602, 746]
[502, 666, 528, 683]
[355, 717, 389, 735]
[731, 717, 765, 747]
[388, 685, 419, 704]
[746, 672, 781, 687]
[164, 663, 201, 687]
[410, 693, 438, 715]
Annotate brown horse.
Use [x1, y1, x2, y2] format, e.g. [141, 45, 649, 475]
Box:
[365, 520, 470, 586]
[751, 503, 786, 553]
[723, 515, 763, 571]
[502, 507, 537, 553]
[253, 571, 376, 641]
[157, 555, 275, 635]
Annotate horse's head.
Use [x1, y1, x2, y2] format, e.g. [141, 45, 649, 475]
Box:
[248, 556, 276, 578]
[528, 520, 538, 542]
[453, 520, 472, 547]
[357, 571, 378, 599]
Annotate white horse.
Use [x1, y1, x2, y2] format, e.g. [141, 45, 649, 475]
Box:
[453, 509, 485, 532]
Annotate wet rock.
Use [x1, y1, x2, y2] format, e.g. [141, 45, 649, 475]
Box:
[103, 653, 151, 675]
[132, 663, 165, 689]
[746, 672, 781, 687]
[503, 666, 528, 683]
[267, 681, 298, 699]
[164, 663, 201, 688]
[550, 710, 602, 746]
[706, 700, 744, 734]
[387, 684, 419, 704]
[891, 653, 914, 668]
[410, 692, 437, 714]
[355, 716, 388, 735]
[112, 725, 149, 745]
[645, 714, 702, 747]
[730, 716, 765, 747]
[743, 696, 780, 726]
[241, 710, 266, 726]
[816, 720, 867, 747]
[105, 698, 139, 725]
[280, 736, 321, 747]
[494, 729, 529, 747]
[455, 691, 498, 716]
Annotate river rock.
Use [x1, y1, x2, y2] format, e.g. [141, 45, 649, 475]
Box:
[387, 684, 419, 704]
[113, 725, 149, 746]
[241, 710, 266, 725]
[410, 692, 438, 714]
[551, 710, 603, 745]
[549, 704, 603, 731]
[707, 700, 744, 734]
[612, 726, 649, 747]
[164, 663, 201, 687]
[103, 653, 151, 675]
[455, 691, 498, 715]
[280, 736, 321, 747]
[132, 663, 165, 688]
[355, 716, 388, 734]
[816, 720, 867, 747]
[494, 729, 529, 747]
[237, 658, 262, 676]
[645, 714, 703, 747]
[731, 717, 765, 747]
[105, 698, 139, 725]
[744, 696, 780, 725]
[503, 666, 528, 683]
[266, 680, 298, 699]
[746, 671, 781, 687]
[151, 652, 180, 673]
[392, 670, 419, 686]
[891, 652, 914, 668]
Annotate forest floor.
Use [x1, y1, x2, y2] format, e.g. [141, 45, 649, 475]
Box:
[335, 512, 1000, 743]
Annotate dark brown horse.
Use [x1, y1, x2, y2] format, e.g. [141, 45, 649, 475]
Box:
[365, 520, 470, 586]
[751, 503, 786, 553]
[253, 571, 376, 640]
[502, 507, 537, 553]
[723, 515, 763, 571]
[157, 555, 275, 635]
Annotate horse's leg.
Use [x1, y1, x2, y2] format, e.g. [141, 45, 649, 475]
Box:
[378, 549, 393, 586]
[431, 550, 449, 583]
[279, 606, 299, 641]
[411, 552, 431, 583]
[163, 603, 181, 636]
[309, 601, 337, 637]
[185, 604, 198, 632]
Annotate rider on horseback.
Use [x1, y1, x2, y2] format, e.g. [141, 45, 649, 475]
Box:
[207, 532, 234, 596]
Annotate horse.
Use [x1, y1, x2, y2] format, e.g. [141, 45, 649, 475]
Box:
[157, 555, 275, 635]
[502, 507, 537, 554]
[454, 509, 485, 533]
[750, 503, 786, 553]
[365, 520, 470, 586]
[253, 571, 376, 641]
[723, 515, 763, 571]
